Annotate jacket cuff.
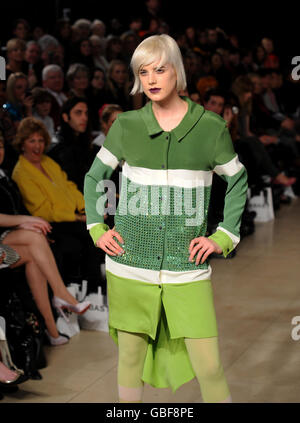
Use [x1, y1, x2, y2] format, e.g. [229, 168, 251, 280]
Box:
[89, 223, 110, 245]
[208, 229, 234, 258]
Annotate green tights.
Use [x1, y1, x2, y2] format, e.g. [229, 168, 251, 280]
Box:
[117, 330, 231, 403]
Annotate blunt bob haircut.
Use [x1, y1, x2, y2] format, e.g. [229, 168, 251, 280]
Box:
[130, 34, 187, 95]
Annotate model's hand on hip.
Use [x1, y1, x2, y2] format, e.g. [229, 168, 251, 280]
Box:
[96, 229, 125, 257]
[189, 237, 222, 265]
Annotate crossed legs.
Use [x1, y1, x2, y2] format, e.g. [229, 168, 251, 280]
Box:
[2, 229, 78, 338]
[116, 330, 231, 403]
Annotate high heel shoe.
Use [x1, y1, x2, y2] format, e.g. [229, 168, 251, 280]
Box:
[45, 330, 69, 346]
[0, 341, 28, 385]
[0, 362, 21, 387]
[52, 296, 91, 322]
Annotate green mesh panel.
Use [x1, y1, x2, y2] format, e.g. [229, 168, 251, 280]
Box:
[111, 175, 212, 272]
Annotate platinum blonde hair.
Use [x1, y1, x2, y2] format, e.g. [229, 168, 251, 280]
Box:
[130, 34, 187, 95]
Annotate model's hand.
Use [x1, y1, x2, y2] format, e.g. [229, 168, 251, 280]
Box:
[96, 229, 125, 257]
[189, 236, 222, 265]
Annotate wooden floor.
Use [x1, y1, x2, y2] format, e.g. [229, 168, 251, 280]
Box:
[2, 198, 300, 403]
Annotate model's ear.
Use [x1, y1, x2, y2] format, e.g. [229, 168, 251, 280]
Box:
[62, 113, 69, 123]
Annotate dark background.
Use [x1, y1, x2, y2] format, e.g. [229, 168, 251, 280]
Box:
[1, 1, 298, 69]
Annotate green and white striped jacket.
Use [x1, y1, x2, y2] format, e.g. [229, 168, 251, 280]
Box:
[84, 97, 248, 284]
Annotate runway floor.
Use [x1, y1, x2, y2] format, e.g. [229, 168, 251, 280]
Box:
[2, 198, 300, 403]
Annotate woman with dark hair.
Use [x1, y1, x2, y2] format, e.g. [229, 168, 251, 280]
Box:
[71, 38, 94, 69]
[86, 67, 110, 131]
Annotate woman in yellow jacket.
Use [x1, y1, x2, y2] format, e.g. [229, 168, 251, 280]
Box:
[12, 117, 104, 295]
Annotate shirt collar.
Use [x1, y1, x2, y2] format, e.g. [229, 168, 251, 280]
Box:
[140, 96, 205, 142]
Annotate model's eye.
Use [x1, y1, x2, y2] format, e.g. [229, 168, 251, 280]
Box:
[156, 67, 165, 73]
[139, 69, 147, 76]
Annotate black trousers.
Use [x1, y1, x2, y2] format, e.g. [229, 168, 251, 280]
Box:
[50, 221, 106, 295]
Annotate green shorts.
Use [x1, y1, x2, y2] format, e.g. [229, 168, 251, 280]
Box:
[106, 270, 219, 392]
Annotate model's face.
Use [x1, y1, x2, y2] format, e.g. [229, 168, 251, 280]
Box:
[204, 95, 224, 115]
[139, 61, 177, 102]
[63, 102, 88, 134]
[23, 132, 45, 164]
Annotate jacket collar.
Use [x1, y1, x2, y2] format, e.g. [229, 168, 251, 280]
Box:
[140, 96, 205, 142]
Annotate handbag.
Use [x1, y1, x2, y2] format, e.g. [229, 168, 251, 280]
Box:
[247, 187, 275, 222]
[3, 292, 45, 380]
[78, 282, 109, 332]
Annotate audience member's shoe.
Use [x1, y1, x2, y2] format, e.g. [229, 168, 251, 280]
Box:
[45, 330, 69, 346]
[273, 173, 296, 187]
[0, 362, 26, 387]
[52, 296, 91, 322]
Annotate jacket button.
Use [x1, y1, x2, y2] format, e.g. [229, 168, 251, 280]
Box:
[166, 136, 169, 140]
[161, 164, 165, 168]
[158, 256, 160, 260]
[159, 226, 162, 230]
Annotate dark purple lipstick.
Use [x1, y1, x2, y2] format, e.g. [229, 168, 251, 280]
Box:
[149, 88, 161, 93]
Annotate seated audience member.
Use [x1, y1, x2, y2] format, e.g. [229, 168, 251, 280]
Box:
[92, 104, 123, 228]
[66, 63, 90, 99]
[93, 103, 123, 147]
[32, 87, 57, 145]
[12, 18, 30, 41]
[72, 19, 91, 40]
[11, 117, 105, 295]
[91, 19, 106, 39]
[106, 59, 133, 111]
[37, 34, 63, 68]
[0, 135, 90, 345]
[42, 64, 67, 130]
[24, 40, 43, 88]
[87, 67, 109, 131]
[105, 35, 123, 62]
[48, 97, 97, 193]
[261, 37, 279, 69]
[203, 88, 296, 188]
[5, 38, 28, 79]
[89, 34, 109, 71]
[71, 38, 94, 68]
[3, 72, 33, 129]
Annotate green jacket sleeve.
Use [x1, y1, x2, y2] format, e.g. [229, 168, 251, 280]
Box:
[84, 117, 123, 244]
[208, 123, 248, 257]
